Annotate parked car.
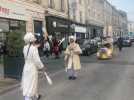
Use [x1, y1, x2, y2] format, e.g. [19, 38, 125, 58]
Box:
[80, 39, 98, 56]
[122, 37, 132, 47]
[129, 36, 134, 42]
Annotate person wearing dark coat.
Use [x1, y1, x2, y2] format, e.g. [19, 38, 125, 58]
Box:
[117, 37, 123, 51]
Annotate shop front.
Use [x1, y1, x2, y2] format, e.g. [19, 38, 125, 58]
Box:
[74, 25, 87, 39]
[46, 16, 73, 39]
[46, 16, 73, 49]
[70, 24, 87, 45]
[0, 0, 27, 79]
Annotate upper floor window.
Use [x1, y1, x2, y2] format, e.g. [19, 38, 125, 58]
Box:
[80, 11, 82, 23]
[48, 0, 55, 8]
[60, 0, 65, 12]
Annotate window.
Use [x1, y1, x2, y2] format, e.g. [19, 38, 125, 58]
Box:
[73, 12, 76, 21]
[60, 0, 65, 12]
[80, 11, 82, 23]
[88, 9, 90, 16]
[49, 0, 55, 8]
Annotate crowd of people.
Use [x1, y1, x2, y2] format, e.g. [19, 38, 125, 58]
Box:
[21, 31, 127, 100]
[42, 37, 65, 59]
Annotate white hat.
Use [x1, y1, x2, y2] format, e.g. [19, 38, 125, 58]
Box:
[69, 35, 76, 42]
[24, 32, 36, 44]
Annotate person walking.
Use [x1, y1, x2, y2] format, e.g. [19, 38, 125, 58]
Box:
[21, 32, 45, 100]
[117, 37, 123, 51]
[64, 36, 82, 80]
[52, 38, 60, 58]
[43, 40, 50, 58]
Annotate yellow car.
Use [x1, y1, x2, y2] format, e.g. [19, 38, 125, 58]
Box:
[97, 43, 113, 60]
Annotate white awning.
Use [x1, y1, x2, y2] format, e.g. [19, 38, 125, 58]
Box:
[75, 25, 87, 33]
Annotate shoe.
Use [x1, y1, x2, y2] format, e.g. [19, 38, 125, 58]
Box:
[68, 76, 73, 80]
[36, 94, 42, 100]
[72, 76, 77, 80]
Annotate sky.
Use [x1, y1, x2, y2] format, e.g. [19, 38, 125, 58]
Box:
[108, 0, 134, 21]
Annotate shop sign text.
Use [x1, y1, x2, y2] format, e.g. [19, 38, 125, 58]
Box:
[0, 6, 10, 15]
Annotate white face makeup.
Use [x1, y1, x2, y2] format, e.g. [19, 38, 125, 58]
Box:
[70, 39, 74, 43]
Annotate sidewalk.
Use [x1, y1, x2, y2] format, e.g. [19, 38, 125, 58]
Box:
[41, 53, 65, 73]
[0, 78, 19, 95]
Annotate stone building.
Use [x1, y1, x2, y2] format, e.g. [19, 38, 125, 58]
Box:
[85, 0, 104, 38]
[128, 21, 134, 35]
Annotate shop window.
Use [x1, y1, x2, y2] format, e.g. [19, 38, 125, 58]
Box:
[9, 20, 19, 30]
[0, 19, 26, 57]
[7, 21, 26, 57]
[0, 19, 9, 32]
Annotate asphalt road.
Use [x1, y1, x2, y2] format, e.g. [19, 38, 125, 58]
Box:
[1, 46, 134, 100]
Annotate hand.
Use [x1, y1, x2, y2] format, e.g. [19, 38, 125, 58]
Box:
[42, 66, 47, 72]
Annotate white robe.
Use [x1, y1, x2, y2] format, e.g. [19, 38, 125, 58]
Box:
[21, 44, 44, 97]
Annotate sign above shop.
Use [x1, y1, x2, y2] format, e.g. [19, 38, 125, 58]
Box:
[0, 0, 26, 20]
[53, 21, 68, 28]
[0, 6, 10, 15]
[75, 25, 87, 33]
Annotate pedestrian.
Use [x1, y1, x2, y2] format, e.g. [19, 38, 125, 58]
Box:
[64, 36, 82, 80]
[117, 37, 123, 51]
[43, 39, 50, 58]
[21, 32, 45, 100]
[52, 38, 60, 58]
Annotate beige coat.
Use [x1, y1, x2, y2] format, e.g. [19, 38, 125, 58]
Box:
[64, 43, 82, 70]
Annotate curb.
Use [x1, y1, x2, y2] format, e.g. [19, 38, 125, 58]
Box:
[0, 83, 20, 95]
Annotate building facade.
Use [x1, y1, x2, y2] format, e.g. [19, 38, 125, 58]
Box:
[103, 0, 113, 37]
[40, 0, 70, 41]
[28, 0, 128, 40]
[118, 10, 128, 36]
[128, 21, 134, 34]
[69, 0, 87, 40]
[85, 0, 104, 39]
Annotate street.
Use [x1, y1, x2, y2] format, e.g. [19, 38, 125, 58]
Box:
[1, 46, 134, 100]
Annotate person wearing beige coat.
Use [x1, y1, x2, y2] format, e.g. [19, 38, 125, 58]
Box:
[64, 36, 82, 80]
